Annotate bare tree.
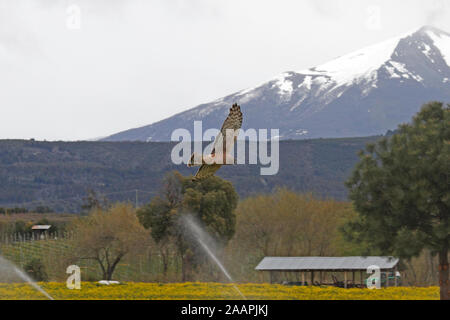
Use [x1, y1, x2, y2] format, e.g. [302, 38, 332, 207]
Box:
[70, 203, 149, 280]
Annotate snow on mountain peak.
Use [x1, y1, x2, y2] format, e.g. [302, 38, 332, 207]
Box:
[300, 36, 400, 88]
[273, 72, 294, 97]
[239, 26, 450, 112]
[277, 26, 450, 97]
[424, 27, 450, 67]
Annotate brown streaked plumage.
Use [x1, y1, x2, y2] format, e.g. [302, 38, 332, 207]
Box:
[189, 103, 243, 181]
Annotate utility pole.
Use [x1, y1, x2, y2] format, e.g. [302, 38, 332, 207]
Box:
[135, 189, 138, 208]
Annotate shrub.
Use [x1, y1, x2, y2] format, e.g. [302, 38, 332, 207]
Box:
[24, 258, 48, 282]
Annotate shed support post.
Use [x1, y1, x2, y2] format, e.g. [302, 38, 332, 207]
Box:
[360, 271, 363, 288]
[319, 271, 322, 285]
[302, 272, 305, 286]
[311, 271, 314, 286]
[352, 271, 355, 285]
[395, 266, 398, 287]
[344, 272, 347, 289]
[270, 272, 273, 284]
[385, 272, 389, 288]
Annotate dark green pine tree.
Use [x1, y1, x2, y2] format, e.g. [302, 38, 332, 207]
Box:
[345, 102, 449, 300]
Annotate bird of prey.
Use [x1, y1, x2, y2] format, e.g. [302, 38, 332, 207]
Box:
[188, 103, 243, 181]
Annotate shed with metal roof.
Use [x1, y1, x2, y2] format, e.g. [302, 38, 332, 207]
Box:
[31, 225, 52, 240]
[255, 256, 400, 288]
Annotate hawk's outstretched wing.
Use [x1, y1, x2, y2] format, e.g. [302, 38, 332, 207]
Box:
[211, 103, 243, 155]
[192, 103, 243, 181]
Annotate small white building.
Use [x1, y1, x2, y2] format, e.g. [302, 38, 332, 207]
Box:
[31, 225, 52, 239]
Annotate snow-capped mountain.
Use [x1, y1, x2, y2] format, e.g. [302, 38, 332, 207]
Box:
[104, 26, 450, 142]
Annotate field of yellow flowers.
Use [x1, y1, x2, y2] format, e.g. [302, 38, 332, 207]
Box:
[0, 282, 439, 300]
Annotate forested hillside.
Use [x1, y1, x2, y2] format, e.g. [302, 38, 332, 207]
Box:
[0, 137, 379, 212]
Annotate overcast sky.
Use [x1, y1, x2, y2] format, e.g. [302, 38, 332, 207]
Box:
[1, 0, 449, 141]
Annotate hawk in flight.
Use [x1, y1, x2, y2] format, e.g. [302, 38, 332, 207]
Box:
[188, 103, 243, 181]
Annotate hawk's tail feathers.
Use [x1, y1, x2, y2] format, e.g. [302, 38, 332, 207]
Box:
[187, 152, 202, 167]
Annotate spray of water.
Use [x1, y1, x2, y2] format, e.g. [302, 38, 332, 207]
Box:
[181, 215, 246, 300]
[0, 255, 54, 300]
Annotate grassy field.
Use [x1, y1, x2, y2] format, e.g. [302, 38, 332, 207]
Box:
[0, 282, 439, 300]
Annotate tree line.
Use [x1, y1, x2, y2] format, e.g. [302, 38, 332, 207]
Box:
[0, 206, 54, 214]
